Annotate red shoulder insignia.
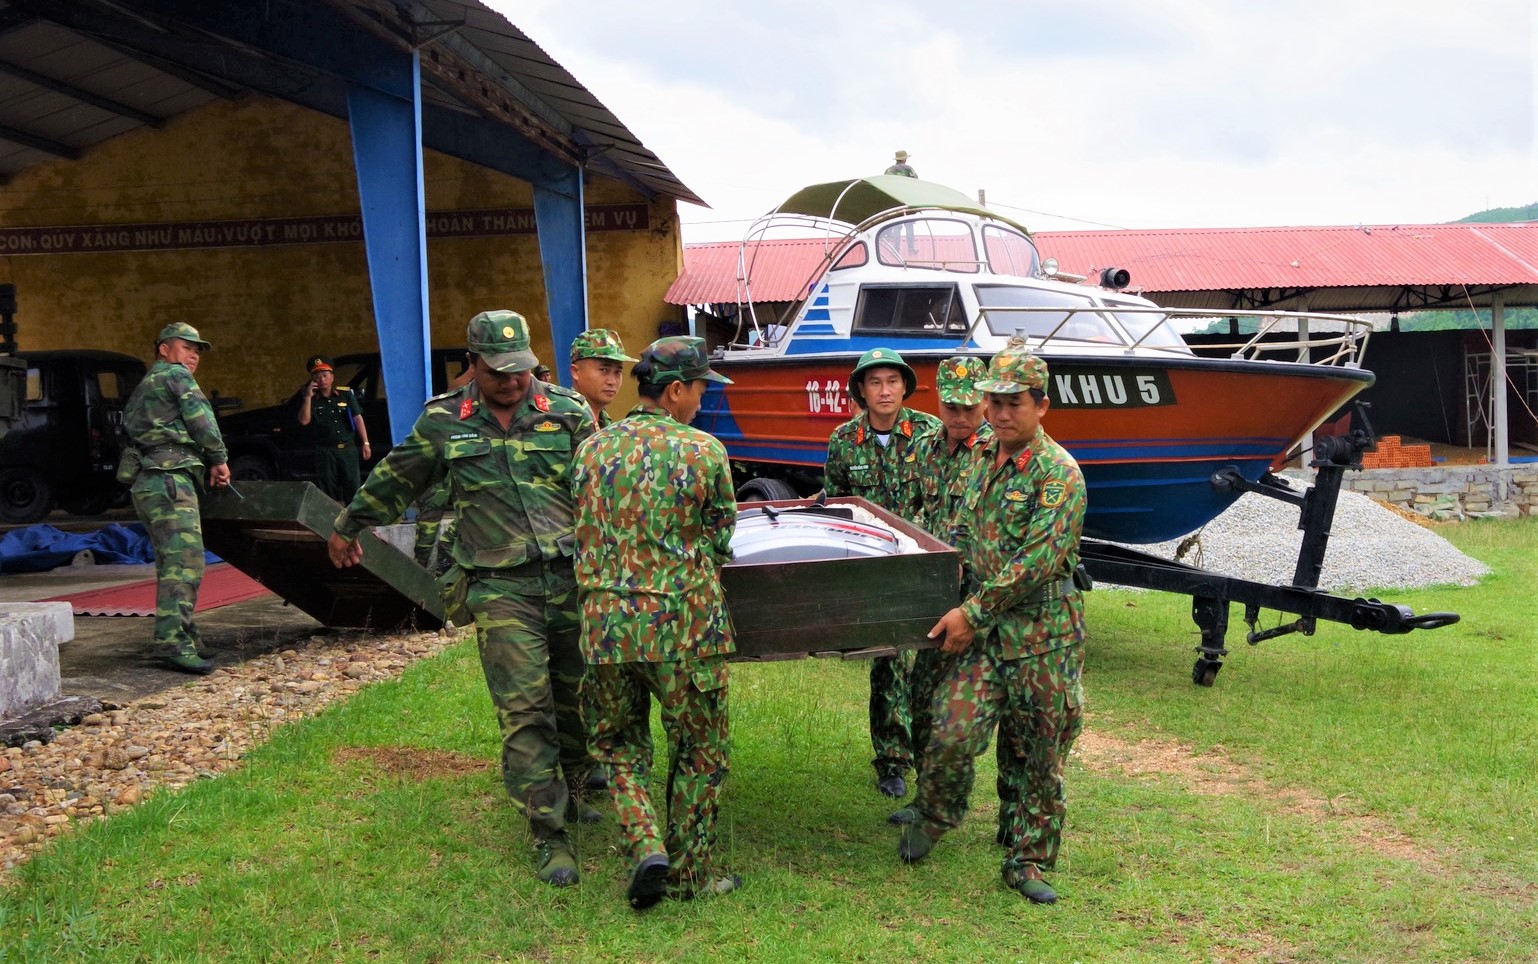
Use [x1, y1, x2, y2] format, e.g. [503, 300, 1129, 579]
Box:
[1015, 450, 1030, 472]
[900, 419, 913, 437]
[856, 423, 866, 445]
[533, 393, 550, 413]
[967, 431, 980, 448]
[458, 397, 475, 420]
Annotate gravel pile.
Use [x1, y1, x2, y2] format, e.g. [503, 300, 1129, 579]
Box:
[0, 629, 462, 876]
[1111, 485, 1490, 592]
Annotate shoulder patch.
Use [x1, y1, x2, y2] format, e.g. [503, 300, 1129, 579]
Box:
[1040, 480, 1068, 509]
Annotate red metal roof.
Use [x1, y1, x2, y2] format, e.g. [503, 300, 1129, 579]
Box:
[667, 223, 1538, 310]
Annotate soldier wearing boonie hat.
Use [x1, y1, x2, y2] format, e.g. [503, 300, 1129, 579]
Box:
[885, 150, 917, 178]
[890, 354, 994, 829]
[569, 328, 641, 427]
[329, 308, 599, 889]
[901, 340, 1088, 908]
[823, 346, 941, 801]
[121, 321, 230, 675]
[297, 353, 369, 502]
[572, 333, 740, 907]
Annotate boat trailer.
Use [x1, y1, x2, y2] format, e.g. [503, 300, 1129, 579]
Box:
[1080, 410, 1459, 685]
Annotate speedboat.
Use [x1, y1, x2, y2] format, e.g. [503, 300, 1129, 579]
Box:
[693, 176, 1376, 544]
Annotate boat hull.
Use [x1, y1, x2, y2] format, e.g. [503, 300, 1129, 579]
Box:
[695, 352, 1374, 544]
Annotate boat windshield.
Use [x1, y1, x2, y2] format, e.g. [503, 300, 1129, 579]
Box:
[981, 225, 1041, 278]
[974, 285, 1127, 344]
[875, 218, 980, 273]
[1104, 298, 1187, 350]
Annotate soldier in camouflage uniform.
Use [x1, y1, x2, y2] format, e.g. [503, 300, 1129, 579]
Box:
[121, 322, 232, 675]
[568, 328, 638, 427]
[898, 343, 1087, 906]
[296, 354, 371, 503]
[822, 347, 941, 799]
[572, 336, 741, 910]
[884, 150, 917, 177]
[889, 355, 993, 827]
[327, 310, 597, 888]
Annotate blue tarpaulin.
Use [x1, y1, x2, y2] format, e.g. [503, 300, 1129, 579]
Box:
[0, 523, 220, 574]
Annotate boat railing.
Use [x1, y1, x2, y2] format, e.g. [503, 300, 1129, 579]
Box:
[972, 305, 1373, 367]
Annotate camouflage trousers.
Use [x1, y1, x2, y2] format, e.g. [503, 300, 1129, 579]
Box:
[914, 640, 1084, 886]
[870, 650, 915, 779]
[909, 647, 1021, 842]
[466, 566, 592, 841]
[588, 655, 730, 889]
[129, 468, 205, 658]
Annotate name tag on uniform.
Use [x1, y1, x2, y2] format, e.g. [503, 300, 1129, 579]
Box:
[448, 432, 478, 441]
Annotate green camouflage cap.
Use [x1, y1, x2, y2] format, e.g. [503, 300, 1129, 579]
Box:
[849, 346, 916, 403]
[636, 336, 732, 385]
[466, 309, 538, 373]
[936, 355, 984, 405]
[570, 328, 638, 363]
[976, 348, 1050, 395]
[156, 322, 211, 351]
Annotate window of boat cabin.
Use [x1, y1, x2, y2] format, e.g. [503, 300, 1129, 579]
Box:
[874, 218, 980, 272]
[974, 285, 1126, 344]
[854, 284, 969, 335]
[831, 242, 868, 270]
[1104, 298, 1189, 351]
[981, 226, 1041, 277]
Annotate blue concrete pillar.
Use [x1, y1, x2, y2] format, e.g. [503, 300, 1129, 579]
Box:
[347, 54, 430, 444]
[533, 165, 588, 386]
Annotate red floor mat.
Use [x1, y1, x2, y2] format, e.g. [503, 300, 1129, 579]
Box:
[41, 563, 273, 616]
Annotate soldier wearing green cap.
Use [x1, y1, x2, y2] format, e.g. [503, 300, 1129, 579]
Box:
[297, 354, 371, 502]
[569, 328, 639, 427]
[121, 322, 231, 674]
[823, 346, 941, 800]
[898, 341, 1087, 907]
[327, 309, 598, 888]
[573, 335, 742, 909]
[888, 354, 994, 828]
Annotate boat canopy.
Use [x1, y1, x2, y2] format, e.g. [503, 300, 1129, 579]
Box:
[772, 176, 1031, 235]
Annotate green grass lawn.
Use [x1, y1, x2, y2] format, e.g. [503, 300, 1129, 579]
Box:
[3, 518, 1535, 962]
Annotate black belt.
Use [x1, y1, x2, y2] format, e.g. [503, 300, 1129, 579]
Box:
[1022, 577, 1076, 607]
[332, 441, 354, 449]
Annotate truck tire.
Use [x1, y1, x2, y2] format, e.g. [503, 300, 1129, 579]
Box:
[229, 454, 277, 482]
[736, 477, 799, 502]
[0, 467, 52, 524]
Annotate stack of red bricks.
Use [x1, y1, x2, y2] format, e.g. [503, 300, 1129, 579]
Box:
[1359, 435, 1434, 469]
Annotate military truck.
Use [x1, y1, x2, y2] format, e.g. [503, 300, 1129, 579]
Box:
[0, 350, 146, 523]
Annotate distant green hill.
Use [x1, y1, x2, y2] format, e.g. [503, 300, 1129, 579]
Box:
[1455, 203, 1538, 223]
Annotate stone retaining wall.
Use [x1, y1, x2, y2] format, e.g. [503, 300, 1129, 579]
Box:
[1341, 464, 1538, 521]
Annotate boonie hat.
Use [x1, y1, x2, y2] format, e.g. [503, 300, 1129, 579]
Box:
[636, 336, 732, 386]
[571, 328, 638, 363]
[976, 348, 1050, 395]
[895, 150, 910, 161]
[936, 355, 984, 406]
[306, 354, 334, 374]
[466, 310, 538, 373]
[156, 322, 211, 351]
[848, 347, 916, 405]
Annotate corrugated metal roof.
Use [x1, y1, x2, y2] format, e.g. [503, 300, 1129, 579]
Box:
[0, 0, 700, 203]
[667, 224, 1538, 312]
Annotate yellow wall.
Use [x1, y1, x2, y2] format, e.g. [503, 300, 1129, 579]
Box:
[0, 96, 684, 411]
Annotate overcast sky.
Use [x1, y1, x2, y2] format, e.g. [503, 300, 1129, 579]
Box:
[492, 0, 1535, 242]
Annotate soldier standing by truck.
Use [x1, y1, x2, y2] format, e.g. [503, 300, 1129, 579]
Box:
[822, 347, 941, 800]
[296, 354, 371, 503]
[572, 336, 740, 909]
[888, 355, 992, 827]
[120, 322, 232, 675]
[326, 310, 597, 888]
[898, 344, 1087, 906]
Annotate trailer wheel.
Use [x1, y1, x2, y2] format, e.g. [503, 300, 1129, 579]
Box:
[737, 477, 798, 502]
[1192, 657, 1222, 687]
[0, 467, 52, 524]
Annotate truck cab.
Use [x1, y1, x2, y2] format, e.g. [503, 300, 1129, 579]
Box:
[0, 350, 146, 523]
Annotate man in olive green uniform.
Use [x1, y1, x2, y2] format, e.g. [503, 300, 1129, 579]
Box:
[297, 354, 371, 503]
[822, 347, 941, 799]
[899, 344, 1087, 906]
[121, 322, 232, 675]
[889, 355, 992, 827]
[327, 310, 596, 887]
[569, 328, 638, 427]
[573, 336, 740, 910]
